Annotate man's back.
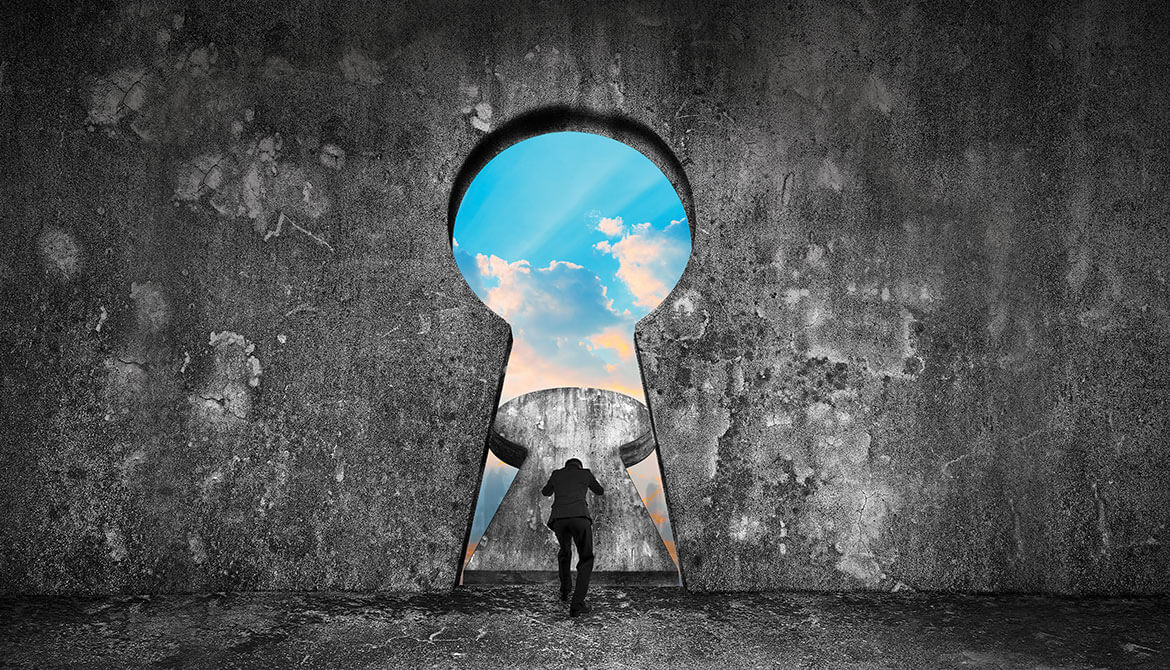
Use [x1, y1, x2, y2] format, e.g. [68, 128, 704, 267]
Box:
[542, 463, 604, 527]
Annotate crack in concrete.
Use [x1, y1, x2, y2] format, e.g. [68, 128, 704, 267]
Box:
[115, 357, 149, 369]
[198, 393, 246, 420]
[263, 211, 334, 251]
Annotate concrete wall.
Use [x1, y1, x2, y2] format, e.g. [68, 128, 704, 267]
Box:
[0, 0, 1167, 594]
[634, 0, 1170, 593]
[0, 0, 518, 593]
[466, 388, 674, 573]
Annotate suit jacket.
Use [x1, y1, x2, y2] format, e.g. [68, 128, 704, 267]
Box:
[542, 464, 604, 528]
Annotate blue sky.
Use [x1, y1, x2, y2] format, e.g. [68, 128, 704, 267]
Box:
[454, 131, 688, 566]
[453, 131, 690, 402]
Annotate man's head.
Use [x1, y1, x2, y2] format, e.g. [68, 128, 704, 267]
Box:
[565, 458, 583, 469]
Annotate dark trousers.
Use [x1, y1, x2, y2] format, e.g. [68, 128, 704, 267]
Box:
[551, 517, 594, 606]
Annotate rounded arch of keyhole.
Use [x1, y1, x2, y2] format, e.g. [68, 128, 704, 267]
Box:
[447, 105, 696, 259]
[449, 107, 696, 586]
[445, 105, 699, 439]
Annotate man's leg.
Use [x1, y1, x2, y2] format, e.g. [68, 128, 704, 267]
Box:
[570, 518, 594, 609]
[551, 520, 574, 598]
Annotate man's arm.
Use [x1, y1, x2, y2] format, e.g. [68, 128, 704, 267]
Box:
[541, 473, 555, 496]
[588, 472, 604, 495]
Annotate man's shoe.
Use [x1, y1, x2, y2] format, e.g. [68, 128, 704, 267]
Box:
[569, 601, 592, 617]
[559, 587, 571, 602]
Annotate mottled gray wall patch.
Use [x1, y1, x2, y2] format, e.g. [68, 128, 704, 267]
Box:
[130, 282, 169, 333]
[338, 48, 385, 86]
[194, 331, 261, 424]
[36, 228, 83, 280]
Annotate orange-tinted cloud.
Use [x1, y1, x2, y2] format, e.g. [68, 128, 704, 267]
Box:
[500, 336, 644, 402]
[594, 219, 689, 309]
[584, 325, 635, 362]
[626, 450, 675, 568]
[662, 540, 678, 566]
[642, 485, 662, 507]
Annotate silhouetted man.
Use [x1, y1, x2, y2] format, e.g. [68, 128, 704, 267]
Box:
[542, 457, 604, 616]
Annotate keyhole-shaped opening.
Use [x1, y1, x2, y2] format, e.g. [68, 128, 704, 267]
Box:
[450, 125, 692, 585]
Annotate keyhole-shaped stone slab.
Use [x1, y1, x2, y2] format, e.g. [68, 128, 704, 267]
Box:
[466, 387, 675, 573]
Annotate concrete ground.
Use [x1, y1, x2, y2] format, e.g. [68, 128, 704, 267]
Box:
[1, 585, 1166, 669]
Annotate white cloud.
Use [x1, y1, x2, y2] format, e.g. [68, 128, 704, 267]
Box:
[473, 253, 645, 401]
[594, 219, 689, 309]
[476, 254, 534, 318]
[476, 254, 617, 334]
[597, 216, 624, 237]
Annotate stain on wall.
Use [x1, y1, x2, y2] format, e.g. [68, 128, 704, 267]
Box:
[0, 0, 1167, 594]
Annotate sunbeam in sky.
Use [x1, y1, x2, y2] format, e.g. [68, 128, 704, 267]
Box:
[453, 131, 689, 568]
[453, 131, 690, 403]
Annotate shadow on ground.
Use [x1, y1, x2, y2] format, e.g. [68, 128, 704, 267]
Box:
[1, 585, 1167, 668]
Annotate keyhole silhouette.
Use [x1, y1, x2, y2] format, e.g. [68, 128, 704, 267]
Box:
[449, 125, 692, 583]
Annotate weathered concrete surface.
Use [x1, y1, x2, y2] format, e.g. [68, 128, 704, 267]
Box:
[0, 0, 1168, 595]
[635, 0, 1170, 593]
[2, 589, 1168, 669]
[467, 387, 674, 572]
[0, 1, 514, 593]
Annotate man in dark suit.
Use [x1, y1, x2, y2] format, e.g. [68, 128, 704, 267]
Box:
[542, 457, 604, 616]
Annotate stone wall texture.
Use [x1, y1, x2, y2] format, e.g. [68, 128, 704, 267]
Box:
[1, 0, 1167, 594]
